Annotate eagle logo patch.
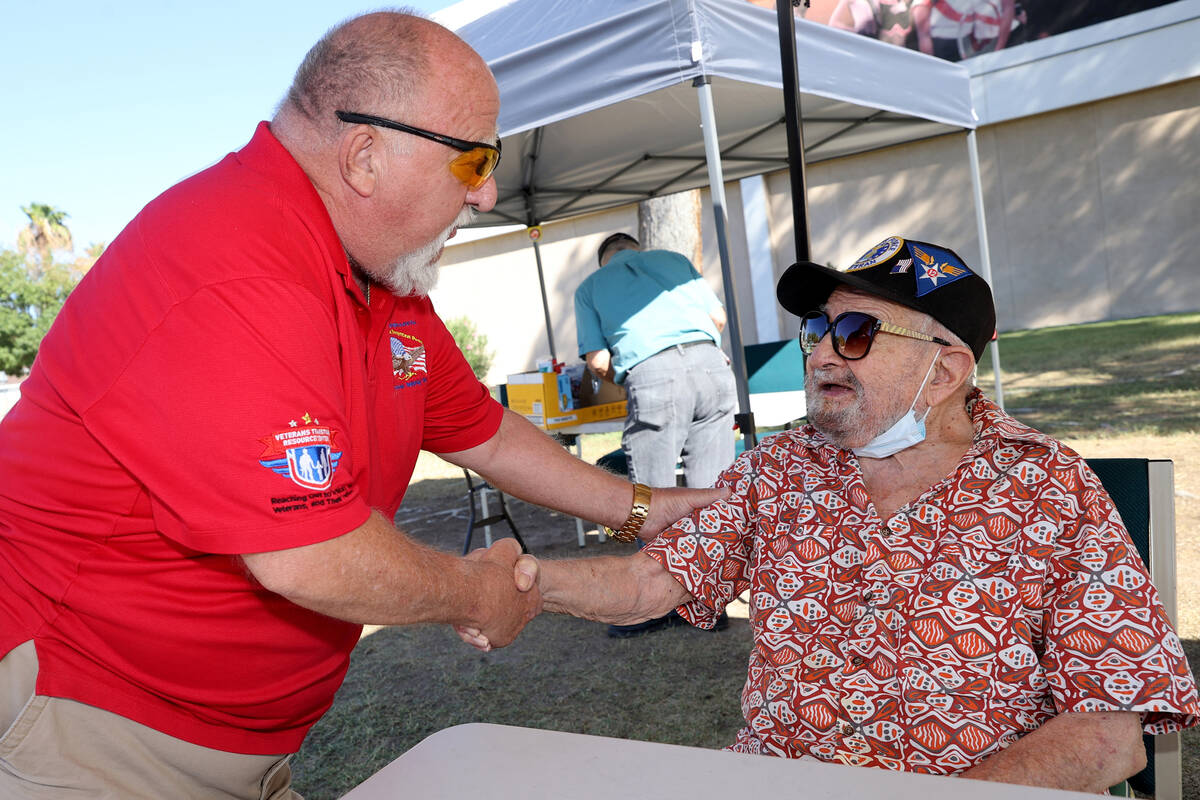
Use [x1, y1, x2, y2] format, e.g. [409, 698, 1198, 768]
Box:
[389, 324, 428, 387]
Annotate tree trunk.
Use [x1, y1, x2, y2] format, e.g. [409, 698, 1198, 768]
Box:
[637, 189, 703, 270]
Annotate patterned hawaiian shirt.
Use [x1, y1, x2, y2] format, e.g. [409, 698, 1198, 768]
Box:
[642, 389, 1198, 774]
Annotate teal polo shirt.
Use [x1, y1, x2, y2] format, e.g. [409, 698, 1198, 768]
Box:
[574, 249, 723, 384]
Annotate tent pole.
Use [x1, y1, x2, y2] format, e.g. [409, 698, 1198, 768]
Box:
[967, 130, 1004, 410]
[529, 235, 557, 362]
[695, 76, 756, 449]
[521, 128, 557, 363]
[776, 0, 812, 262]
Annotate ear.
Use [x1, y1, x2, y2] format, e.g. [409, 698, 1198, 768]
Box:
[924, 347, 975, 408]
[337, 126, 380, 198]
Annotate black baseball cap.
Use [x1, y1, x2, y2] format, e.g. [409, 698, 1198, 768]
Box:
[597, 232, 639, 266]
[776, 236, 996, 361]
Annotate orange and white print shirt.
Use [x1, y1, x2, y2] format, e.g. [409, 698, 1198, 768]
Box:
[642, 389, 1198, 773]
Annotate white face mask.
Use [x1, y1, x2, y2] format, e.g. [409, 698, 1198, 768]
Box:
[853, 351, 940, 460]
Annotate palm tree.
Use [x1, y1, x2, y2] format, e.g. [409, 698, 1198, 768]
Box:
[17, 203, 73, 277]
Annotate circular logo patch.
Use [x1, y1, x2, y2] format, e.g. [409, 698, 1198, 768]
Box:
[846, 236, 904, 272]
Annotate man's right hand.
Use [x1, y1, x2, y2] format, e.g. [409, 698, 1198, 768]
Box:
[584, 349, 615, 382]
[457, 539, 541, 651]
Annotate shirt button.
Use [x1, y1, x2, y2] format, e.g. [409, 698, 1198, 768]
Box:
[850, 656, 865, 666]
[841, 723, 855, 736]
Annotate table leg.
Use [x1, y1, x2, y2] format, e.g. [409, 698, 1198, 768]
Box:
[573, 436, 605, 545]
[481, 489, 493, 548]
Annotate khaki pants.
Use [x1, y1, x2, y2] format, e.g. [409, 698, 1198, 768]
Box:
[0, 641, 302, 799]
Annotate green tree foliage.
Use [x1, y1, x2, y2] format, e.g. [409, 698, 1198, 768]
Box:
[74, 241, 106, 275]
[0, 248, 77, 374]
[445, 316, 494, 382]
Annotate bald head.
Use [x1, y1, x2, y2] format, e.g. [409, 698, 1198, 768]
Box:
[270, 10, 499, 296]
[278, 11, 477, 137]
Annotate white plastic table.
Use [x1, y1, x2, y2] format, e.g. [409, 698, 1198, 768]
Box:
[339, 723, 1099, 800]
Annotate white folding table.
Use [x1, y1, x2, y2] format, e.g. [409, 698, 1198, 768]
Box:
[340, 723, 1099, 800]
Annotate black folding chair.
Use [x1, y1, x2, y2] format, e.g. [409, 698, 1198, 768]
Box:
[1088, 458, 1181, 800]
[460, 469, 527, 556]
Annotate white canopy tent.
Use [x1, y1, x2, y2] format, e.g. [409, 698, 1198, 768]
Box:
[443, 0, 1002, 440]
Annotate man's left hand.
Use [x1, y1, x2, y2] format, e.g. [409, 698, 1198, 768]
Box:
[638, 485, 731, 541]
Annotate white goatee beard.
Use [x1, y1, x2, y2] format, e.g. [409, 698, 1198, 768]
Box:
[370, 206, 478, 298]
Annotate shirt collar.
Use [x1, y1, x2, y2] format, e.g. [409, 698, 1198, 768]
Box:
[964, 387, 1064, 453]
[235, 121, 363, 304]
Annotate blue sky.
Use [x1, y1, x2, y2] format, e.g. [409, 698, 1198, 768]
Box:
[0, 1, 461, 256]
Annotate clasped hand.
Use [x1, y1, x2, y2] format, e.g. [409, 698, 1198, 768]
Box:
[451, 484, 727, 649]
[455, 538, 541, 651]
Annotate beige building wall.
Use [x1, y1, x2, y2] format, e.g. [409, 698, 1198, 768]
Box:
[764, 76, 1200, 336]
[981, 77, 1200, 330]
[434, 77, 1200, 385]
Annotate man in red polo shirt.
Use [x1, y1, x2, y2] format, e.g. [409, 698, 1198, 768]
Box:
[0, 12, 722, 798]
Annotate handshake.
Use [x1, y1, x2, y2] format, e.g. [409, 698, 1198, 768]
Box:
[448, 483, 726, 650]
[454, 537, 544, 652]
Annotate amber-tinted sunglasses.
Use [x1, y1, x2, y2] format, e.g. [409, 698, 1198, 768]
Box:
[335, 110, 502, 189]
[799, 310, 952, 360]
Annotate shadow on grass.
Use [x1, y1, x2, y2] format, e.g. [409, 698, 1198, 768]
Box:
[398, 476, 466, 508]
[980, 312, 1200, 438]
[980, 313, 1200, 379]
[1006, 374, 1200, 438]
[292, 614, 752, 800]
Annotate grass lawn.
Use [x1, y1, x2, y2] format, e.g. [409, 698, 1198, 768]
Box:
[292, 311, 1200, 799]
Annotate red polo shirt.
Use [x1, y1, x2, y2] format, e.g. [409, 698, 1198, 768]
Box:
[0, 122, 502, 754]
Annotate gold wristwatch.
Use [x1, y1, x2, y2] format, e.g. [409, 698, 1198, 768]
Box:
[605, 482, 652, 543]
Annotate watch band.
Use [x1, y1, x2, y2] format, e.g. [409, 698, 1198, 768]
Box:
[605, 482, 652, 543]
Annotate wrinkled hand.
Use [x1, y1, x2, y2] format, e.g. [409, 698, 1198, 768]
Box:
[638, 484, 730, 541]
[454, 539, 541, 651]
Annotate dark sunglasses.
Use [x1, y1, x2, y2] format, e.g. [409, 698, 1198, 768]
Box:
[335, 110, 502, 189]
[799, 310, 952, 360]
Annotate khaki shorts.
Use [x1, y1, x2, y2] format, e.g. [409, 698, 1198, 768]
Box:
[0, 641, 302, 799]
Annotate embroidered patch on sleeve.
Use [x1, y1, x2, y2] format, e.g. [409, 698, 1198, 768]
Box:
[258, 413, 344, 492]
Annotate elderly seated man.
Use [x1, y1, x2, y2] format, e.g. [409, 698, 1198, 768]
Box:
[464, 236, 1199, 793]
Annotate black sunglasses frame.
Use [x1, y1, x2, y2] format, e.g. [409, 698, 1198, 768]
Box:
[799, 310, 953, 361]
[334, 110, 501, 160]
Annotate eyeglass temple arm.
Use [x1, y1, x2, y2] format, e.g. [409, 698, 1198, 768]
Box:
[877, 321, 953, 347]
[336, 110, 499, 154]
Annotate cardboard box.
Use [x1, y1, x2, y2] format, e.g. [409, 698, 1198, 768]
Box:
[525, 400, 627, 430]
[577, 372, 626, 406]
[506, 371, 625, 429]
[505, 371, 566, 410]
